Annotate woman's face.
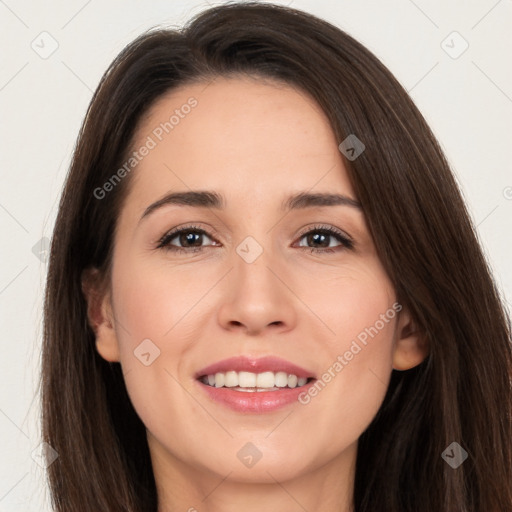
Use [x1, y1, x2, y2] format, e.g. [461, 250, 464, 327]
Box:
[87, 76, 424, 494]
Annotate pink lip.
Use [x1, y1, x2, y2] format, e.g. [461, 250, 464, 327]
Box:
[194, 356, 317, 413]
[197, 380, 316, 413]
[195, 355, 315, 379]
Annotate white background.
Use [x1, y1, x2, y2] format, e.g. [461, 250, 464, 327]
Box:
[0, 0, 511, 509]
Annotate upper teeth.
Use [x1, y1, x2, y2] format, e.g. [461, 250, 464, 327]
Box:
[201, 371, 308, 389]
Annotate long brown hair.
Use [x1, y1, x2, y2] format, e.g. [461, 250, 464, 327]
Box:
[41, 2, 512, 510]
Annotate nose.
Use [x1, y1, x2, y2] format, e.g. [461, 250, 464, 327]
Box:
[217, 247, 298, 336]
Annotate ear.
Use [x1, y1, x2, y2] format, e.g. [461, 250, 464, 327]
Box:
[392, 304, 428, 371]
[81, 267, 120, 362]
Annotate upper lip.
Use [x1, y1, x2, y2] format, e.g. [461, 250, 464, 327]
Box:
[195, 356, 316, 380]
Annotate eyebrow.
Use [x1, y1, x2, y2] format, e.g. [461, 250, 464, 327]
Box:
[140, 190, 362, 221]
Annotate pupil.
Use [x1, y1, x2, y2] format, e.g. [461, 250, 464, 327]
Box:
[182, 232, 201, 247]
[310, 233, 328, 247]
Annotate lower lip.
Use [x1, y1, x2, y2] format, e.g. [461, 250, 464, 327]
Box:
[197, 380, 316, 413]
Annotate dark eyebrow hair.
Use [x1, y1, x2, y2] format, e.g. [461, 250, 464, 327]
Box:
[140, 190, 362, 221]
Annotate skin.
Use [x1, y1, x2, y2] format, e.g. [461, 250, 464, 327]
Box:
[83, 76, 428, 512]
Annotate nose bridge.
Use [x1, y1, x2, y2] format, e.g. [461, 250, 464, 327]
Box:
[232, 231, 280, 299]
[216, 227, 297, 334]
[229, 202, 292, 292]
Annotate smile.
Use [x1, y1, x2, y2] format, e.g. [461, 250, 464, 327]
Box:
[199, 370, 312, 391]
[195, 356, 317, 412]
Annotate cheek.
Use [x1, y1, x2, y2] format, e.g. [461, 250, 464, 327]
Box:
[306, 261, 396, 355]
[108, 258, 198, 441]
[296, 266, 397, 437]
[110, 251, 209, 347]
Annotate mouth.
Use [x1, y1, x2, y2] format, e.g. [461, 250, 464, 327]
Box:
[195, 356, 317, 412]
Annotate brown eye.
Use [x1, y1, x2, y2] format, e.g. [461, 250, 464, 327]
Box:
[157, 225, 217, 253]
[296, 225, 354, 254]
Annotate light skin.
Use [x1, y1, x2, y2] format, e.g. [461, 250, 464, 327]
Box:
[83, 76, 428, 512]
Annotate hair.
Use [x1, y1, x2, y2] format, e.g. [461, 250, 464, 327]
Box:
[41, 2, 512, 511]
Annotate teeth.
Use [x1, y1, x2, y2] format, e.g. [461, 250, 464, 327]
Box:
[224, 371, 238, 387]
[214, 373, 224, 388]
[200, 371, 310, 390]
[239, 371, 256, 387]
[256, 371, 275, 388]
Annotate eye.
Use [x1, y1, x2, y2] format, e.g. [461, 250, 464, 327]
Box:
[156, 223, 353, 254]
[295, 224, 354, 254]
[156, 224, 218, 253]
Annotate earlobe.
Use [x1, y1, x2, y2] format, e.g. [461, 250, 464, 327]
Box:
[81, 267, 120, 363]
[392, 305, 429, 371]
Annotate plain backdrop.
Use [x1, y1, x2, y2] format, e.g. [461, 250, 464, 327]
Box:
[0, 0, 511, 509]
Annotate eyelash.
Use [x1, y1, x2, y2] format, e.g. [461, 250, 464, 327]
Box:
[156, 223, 354, 255]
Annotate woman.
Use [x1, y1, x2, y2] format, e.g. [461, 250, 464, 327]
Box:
[41, 2, 512, 511]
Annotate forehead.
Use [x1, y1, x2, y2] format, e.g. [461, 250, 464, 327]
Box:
[126, 75, 355, 210]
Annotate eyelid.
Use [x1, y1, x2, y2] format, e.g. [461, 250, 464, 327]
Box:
[295, 223, 353, 244]
[156, 223, 218, 248]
